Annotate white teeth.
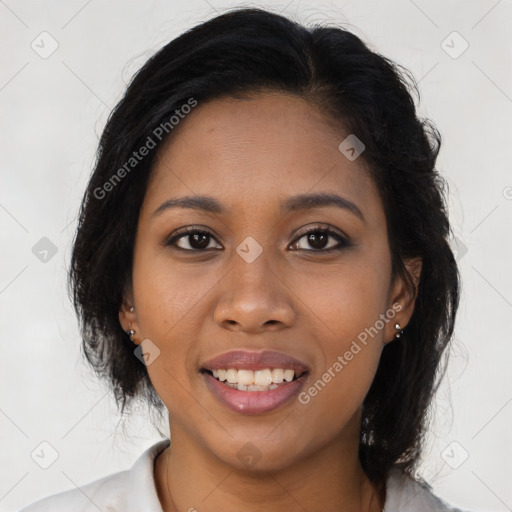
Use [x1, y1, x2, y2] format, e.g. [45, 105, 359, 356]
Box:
[208, 367, 304, 388]
[248, 384, 270, 391]
[271, 369, 284, 383]
[283, 369, 295, 382]
[226, 368, 238, 384]
[229, 383, 285, 391]
[237, 369, 254, 386]
[254, 369, 273, 386]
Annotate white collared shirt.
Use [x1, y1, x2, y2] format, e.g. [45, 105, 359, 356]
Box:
[19, 440, 468, 512]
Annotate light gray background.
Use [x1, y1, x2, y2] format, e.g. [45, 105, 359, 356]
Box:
[1, 1, 511, 511]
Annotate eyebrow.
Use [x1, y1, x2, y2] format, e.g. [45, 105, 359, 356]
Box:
[152, 192, 365, 222]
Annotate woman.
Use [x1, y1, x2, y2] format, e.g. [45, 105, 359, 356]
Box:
[21, 7, 468, 512]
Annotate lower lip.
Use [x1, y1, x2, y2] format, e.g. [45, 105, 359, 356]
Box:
[202, 372, 308, 414]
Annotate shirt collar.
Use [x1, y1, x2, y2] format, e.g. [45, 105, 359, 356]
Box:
[126, 439, 170, 512]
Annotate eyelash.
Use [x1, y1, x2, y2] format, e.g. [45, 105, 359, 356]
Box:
[164, 224, 350, 253]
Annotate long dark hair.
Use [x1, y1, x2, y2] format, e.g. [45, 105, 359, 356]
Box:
[69, 7, 460, 487]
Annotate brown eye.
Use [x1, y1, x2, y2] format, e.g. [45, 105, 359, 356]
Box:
[166, 228, 222, 251]
[290, 227, 349, 252]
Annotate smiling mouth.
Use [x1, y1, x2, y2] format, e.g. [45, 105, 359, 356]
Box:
[201, 368, 308, 392]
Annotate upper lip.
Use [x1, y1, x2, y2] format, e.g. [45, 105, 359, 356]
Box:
[201, 350, 310, 374]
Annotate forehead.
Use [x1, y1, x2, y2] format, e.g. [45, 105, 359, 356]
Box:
[143, 92, 381, 221]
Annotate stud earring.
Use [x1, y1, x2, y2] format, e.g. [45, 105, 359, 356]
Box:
[127, 320, 136, 342]
[394, 323, 404, 339]
[126, 309, 136, 341]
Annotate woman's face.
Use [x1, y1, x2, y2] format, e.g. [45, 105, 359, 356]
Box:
[121, 92, 415, 471]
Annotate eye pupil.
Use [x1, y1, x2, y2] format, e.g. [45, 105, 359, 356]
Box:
[308, 232, 328, 250]
[190, 233, 210, 249]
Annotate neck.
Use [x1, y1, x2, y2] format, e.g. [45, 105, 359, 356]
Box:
[154, 415, 384, 512]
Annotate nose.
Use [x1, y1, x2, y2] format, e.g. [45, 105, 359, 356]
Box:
[213, 252, 296, 333]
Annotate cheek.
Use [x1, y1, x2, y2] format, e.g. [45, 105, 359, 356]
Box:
[130, 243, 239, 408]
[290, 255, 389, 423]
[132, 243, 218, 338]
[293, 251, 391, 347]
[294, 279, 386, 446]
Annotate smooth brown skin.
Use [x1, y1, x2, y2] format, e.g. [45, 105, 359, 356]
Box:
[119, 92, 421, 512]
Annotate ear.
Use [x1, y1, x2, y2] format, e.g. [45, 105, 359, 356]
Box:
[119, 289, 141, 345]
[385, 257, 422, 344]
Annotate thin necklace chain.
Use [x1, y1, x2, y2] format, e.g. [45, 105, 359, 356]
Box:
[164, 448, 177, 512]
